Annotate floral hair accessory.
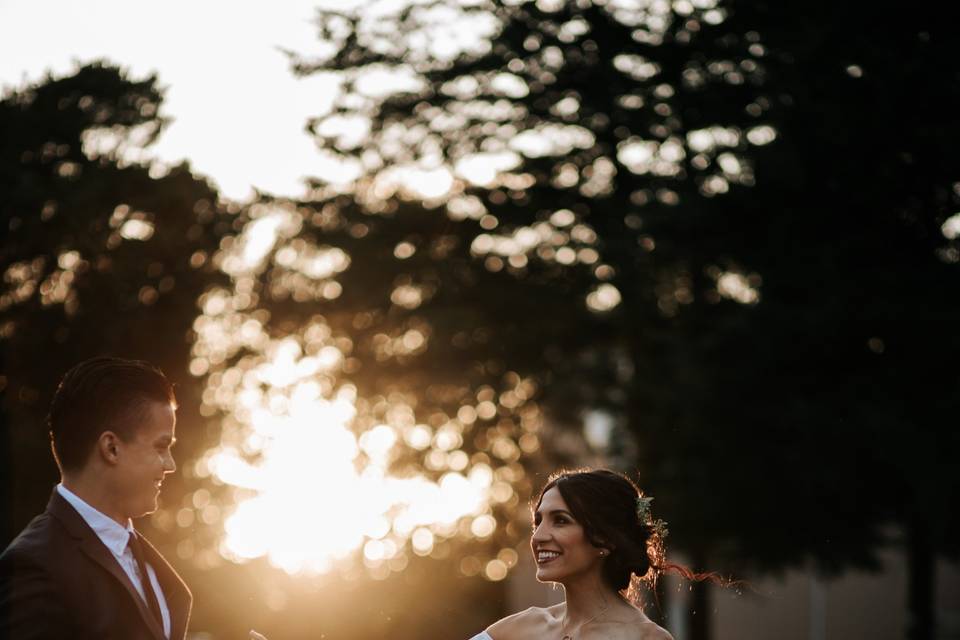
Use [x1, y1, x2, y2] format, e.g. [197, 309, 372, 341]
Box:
[636, 495, 669, 540]
[636, 496, 654, 522]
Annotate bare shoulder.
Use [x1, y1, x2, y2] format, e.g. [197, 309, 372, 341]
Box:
[638, 622, 674, 640]
[487, 606, 558, 640]
[625, 620, 673, 640]
[586, 614, 674, 640]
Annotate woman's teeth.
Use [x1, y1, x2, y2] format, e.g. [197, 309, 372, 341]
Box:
[537, 551, 561, 563]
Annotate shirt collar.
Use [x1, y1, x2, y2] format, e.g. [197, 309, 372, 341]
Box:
[56, 483, 135, 557]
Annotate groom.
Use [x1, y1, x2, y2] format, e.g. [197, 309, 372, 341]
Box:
[0, 357, 192, 639]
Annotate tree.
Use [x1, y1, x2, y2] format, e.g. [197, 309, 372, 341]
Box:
[726, 4, 960, 638]
[0, 62, 229, 543]
[283, 0, 960, 638]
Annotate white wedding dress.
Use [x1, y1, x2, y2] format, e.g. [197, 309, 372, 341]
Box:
[469, 633, 493, 640]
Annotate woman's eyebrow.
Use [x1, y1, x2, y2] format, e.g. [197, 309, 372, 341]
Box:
[536, 509, 575, 519]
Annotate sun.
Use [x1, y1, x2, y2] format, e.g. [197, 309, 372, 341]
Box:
[203, 348, 494, 575]
[186, 203, 533, 579]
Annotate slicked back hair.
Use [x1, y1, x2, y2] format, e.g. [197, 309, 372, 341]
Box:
[48, 356, 176, 473]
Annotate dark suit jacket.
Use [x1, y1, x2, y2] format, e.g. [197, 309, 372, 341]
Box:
[0, 489, 192, 640]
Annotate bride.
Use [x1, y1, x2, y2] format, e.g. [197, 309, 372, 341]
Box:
[471, 468, 680, 640]
[252, 468, 691, 640]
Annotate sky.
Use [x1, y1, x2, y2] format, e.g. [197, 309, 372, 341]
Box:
[0, 0, 356, 200]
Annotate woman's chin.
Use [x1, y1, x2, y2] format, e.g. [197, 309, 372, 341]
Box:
[535, 566, 564, 583]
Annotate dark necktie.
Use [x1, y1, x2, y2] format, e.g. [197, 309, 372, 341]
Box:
[128, 531, 164, 630]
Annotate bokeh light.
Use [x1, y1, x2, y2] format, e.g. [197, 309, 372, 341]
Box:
[181, 202, 538, 579]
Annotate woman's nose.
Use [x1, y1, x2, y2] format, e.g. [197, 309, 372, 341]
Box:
[531, 522, 550, 543]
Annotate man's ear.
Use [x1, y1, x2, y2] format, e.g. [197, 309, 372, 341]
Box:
[97, 431, 121, 465]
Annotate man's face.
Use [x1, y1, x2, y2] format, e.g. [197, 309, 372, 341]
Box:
[114, 400, 177, 520]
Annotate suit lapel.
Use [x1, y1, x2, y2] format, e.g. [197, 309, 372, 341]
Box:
[137, 531, 192, 640]
[47, 490, 168, 640]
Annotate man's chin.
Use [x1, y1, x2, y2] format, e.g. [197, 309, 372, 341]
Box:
[129, 498, 159, 520]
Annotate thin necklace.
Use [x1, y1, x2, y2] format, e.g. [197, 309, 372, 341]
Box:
[560, 599, 609, 640]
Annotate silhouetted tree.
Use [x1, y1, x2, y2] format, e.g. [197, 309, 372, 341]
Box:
[285, 1, 960, 638]
[723, 5, 960, 639]
[0, 62, 229, 543]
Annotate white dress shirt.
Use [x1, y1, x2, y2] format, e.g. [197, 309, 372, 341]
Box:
[57, 484, 172, 638]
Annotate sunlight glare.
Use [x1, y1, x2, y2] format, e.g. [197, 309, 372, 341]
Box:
[716, 271, 760, 304]
[398, 166, 455, 199]
[188, 194, 537, 581]
[207, 346, 497, 575]
[941, 212, 960, 240]
[586, 283, 622, 312]
[454, 151, 521, 186]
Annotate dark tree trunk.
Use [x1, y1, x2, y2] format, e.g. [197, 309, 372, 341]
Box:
[0, 350, 11, 546]
[688, 551, 711, 640]
[646, 575, 669, 627]
[906, 513, 935, 640]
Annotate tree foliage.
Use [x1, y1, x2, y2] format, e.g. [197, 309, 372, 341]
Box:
[1, 3, 958, 638]
[0, 62, 229, 540]
[285, 0, 960, 636]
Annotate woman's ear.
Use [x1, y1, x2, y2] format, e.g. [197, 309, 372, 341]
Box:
[593, 536, 615, 553]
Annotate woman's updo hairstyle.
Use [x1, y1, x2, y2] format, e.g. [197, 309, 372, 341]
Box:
[536, 469, 667, 594]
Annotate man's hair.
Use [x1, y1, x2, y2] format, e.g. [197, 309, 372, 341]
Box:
[48, 356, 176, 473]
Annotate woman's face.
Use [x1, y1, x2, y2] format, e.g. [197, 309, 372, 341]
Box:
[531, 486, 605, 584]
